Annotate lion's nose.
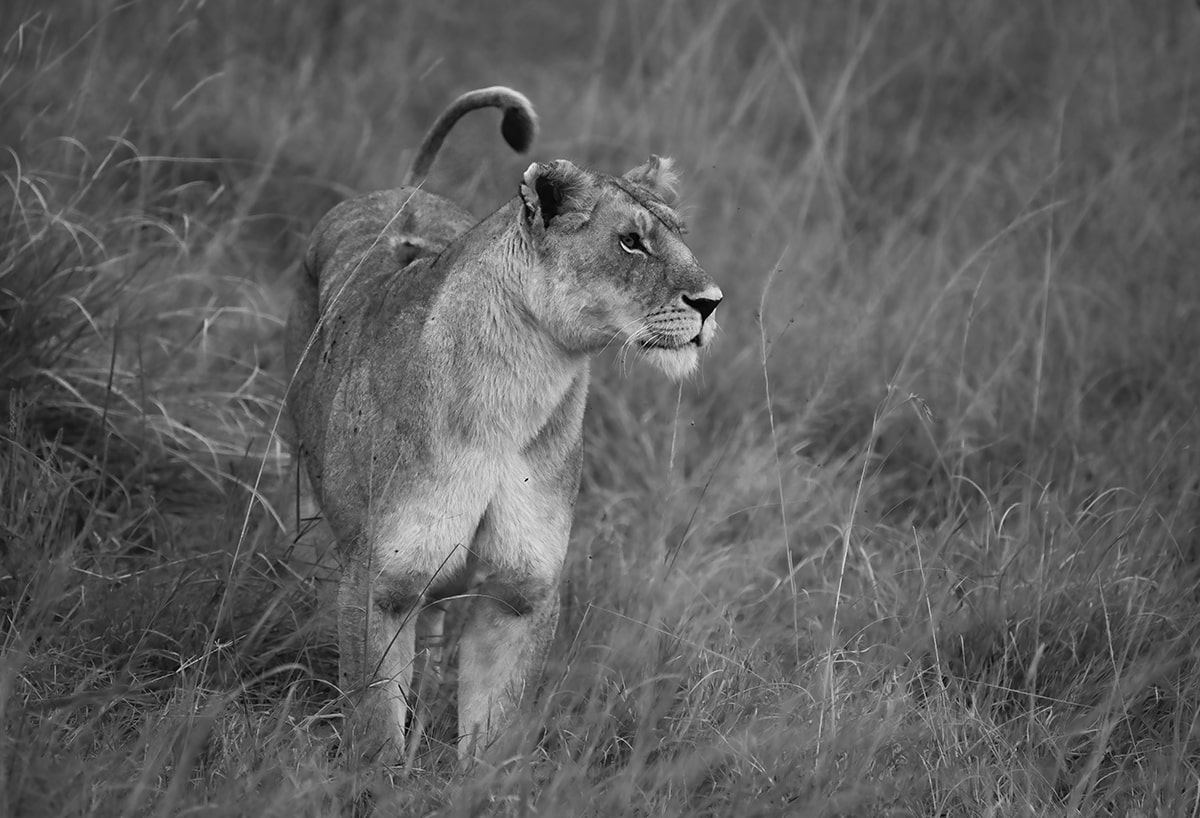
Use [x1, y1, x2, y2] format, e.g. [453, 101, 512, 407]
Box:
[683, 286, 723, 322]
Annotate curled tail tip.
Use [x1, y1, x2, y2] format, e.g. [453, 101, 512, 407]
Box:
[501, 105, 538, 153]
[405, 86, 539, 186]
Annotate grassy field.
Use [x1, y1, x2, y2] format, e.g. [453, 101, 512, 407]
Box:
[3, 1, 1200, 814]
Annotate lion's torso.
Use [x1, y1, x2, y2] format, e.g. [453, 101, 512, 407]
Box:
[286, 192, 588, 584]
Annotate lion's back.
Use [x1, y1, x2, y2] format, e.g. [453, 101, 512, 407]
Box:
[285, 185, 474, 386]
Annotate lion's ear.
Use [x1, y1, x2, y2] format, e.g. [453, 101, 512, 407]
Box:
[623, 155, 679, 204]
[520, 160, 595, 233]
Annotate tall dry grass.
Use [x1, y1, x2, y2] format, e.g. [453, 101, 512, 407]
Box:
[3, 1, 1200, 815]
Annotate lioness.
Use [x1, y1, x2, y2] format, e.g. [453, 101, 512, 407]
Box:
[285, 86, 722, 765]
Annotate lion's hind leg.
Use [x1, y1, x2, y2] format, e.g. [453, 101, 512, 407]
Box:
[404, 601, 448, 769]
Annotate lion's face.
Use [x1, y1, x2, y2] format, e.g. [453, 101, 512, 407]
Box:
[519, 157, 722, 380]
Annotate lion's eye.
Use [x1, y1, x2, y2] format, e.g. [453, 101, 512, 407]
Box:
[618, 232, 648, 255]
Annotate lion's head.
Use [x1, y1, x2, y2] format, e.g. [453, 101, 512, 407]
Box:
[516, 156, 721, 381]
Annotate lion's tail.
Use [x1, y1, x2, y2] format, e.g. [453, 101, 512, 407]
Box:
[403, 86, 538, 187]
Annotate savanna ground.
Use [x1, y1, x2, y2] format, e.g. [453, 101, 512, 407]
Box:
[3, 1, 1200, 815]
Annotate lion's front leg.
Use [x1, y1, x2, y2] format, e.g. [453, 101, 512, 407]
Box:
[456, 572, 561, 762]
[336, 552, 425, 767]
[456, 470, 575, 763]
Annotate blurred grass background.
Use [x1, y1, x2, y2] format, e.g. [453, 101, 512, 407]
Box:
[3, 1, 1200, 814]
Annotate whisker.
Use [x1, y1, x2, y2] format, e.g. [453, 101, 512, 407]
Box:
[598, 316, 648, 357]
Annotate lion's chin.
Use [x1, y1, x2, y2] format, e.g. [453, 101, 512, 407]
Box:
[641, 345, 699, 381]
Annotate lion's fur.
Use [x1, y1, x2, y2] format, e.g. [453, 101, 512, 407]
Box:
[285, 87, 722, 766]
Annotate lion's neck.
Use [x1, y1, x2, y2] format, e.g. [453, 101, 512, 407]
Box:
[426, 205, 588, 447]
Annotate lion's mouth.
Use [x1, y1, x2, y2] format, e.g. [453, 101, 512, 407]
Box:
[642, 332, 706, 351]
[638, 336, 693, 352]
